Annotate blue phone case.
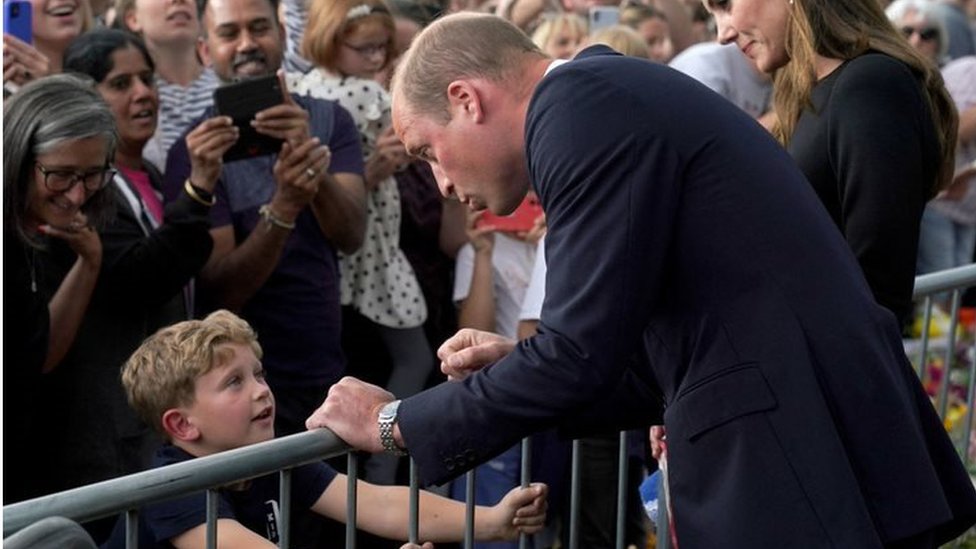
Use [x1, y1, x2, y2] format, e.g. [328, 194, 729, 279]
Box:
[4, 0, 32, 45]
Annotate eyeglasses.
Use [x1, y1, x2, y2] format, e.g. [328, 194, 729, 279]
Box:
[901, 26, 939, 42]
[35, 162, 116, 193]
[343, 42, 388, 58]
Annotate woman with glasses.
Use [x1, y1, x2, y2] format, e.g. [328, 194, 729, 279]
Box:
[3, 73, 116, 503]
[704, 0, 957, 329]
[29, 29, 217, 529]
[292, 0, 436, 486]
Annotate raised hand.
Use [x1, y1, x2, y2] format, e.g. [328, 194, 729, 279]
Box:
[186, 115, 239, 192]
[437, 328, 516, 381]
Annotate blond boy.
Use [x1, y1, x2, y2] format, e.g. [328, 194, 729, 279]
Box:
[114, 310, 546, 549]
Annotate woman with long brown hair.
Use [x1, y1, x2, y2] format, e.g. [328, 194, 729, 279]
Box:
[706, 0, 957, 326]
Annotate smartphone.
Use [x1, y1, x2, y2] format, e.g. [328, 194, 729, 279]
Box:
[476, 194, 543, 233]
[213, 74, 285, 162]
[4, 0, 32, 45]
[588, 6, 619, 34]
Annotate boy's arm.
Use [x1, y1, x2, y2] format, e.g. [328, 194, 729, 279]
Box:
[170, 518, 277, 549]
[311, 475, 548, 542]
[457, 212, 497, 332]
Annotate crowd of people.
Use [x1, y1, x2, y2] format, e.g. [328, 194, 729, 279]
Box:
[4, 0, 976, 547]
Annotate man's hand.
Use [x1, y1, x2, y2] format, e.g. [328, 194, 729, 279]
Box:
[400, 544, 434, 549]
[483, 483, 548, 541]
[252, 70, 310, 146]
[269, 138, 331, 222]
[437, 328, 516, 381]
[186, 115, 239, 191]
[305, 376, 394, 453]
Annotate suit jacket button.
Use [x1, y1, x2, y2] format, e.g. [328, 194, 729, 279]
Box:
[444, 458, 455, 472]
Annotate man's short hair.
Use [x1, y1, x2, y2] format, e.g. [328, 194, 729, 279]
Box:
[121, 310, 263, 436]
[391, 12, 544, 123]
[199, 0, 280, 31]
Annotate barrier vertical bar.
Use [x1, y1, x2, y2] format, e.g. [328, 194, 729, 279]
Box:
[205, 489, 218, 549]
[125, 508, 138, 549]
[464, 469, 476, 549]
[519, 437, 532, 549]
[569, 439, 581, 549]
[409, 458, 420, 545]
[918, 296, 934, 379]
[279, 468, 292, 548]
[616, 431, 628, 549]
[938, 291, 962, 419]
[656, 471, 670, 549]
[346, 454, 358, 549]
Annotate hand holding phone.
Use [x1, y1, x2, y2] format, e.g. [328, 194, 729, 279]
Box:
[4, 0, 32, 45]
[213, 73, 286, 162]
[475, 193, 544, 233]
[588, 6, 620, 34]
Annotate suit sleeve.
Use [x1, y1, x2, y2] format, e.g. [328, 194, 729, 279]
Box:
[399, 64, 678, 485]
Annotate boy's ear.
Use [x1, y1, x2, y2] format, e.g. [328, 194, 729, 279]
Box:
[162, 409, 201, 442]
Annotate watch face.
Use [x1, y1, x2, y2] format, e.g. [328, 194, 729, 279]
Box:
[380, 400, 400, 421]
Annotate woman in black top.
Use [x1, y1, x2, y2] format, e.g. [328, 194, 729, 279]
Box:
[3, 74, 117, 502]
[705, 0, 956, 325]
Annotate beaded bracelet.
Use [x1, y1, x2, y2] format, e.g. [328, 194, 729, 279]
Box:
[259, 204, 296, 232]
[184, 179, 215, 207]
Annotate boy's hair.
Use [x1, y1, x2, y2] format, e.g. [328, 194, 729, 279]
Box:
[122, 310, 263, 436]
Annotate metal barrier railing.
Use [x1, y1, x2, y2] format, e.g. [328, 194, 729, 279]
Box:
[7, 264, 976, 548]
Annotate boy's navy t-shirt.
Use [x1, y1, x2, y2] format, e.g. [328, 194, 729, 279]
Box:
[102, 444, 337, 548]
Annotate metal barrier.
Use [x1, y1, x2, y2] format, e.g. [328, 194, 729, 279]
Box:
[7, 265, 976, 548]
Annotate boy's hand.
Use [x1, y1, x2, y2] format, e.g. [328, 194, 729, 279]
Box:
[484, 483, 548, 540]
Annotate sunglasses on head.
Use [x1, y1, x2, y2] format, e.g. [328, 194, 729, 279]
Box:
[901, 26, 939, 41]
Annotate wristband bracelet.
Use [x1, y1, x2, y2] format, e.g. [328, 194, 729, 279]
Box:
[259, 204, 297, 232]
[184, 179, 215, 207]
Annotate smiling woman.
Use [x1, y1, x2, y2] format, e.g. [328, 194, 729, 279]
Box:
[15, 29, 218, 528]
[3, 73, 116, 503]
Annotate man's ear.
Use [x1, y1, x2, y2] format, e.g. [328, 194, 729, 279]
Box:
[162, 409, 201, 442]
[446, 80, 485, 123]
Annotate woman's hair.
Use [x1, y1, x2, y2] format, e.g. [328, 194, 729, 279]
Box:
[3, 74, 118, 247]
[530, 12, 587, 52]
[773, 0, 957, 196]
[619, 4, 667, 28]
[884, 0, 949, 62]
[589, 25, 650, 59]
[63, 28, 155, 83]
[302, 0, 397, 73]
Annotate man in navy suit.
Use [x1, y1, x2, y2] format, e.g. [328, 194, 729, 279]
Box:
[307, 12, 976, 548]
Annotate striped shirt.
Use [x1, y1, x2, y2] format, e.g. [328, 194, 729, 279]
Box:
[144, 68, 220, 174]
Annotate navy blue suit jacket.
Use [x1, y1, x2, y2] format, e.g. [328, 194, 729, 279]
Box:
[399, 47, 976, 546]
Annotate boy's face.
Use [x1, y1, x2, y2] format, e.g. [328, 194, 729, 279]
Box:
[184, 342, 275, 454]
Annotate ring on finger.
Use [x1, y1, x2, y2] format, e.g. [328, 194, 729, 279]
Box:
[305, 167, 317, 179]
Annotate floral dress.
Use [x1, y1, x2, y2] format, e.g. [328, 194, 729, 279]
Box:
[288, 69, 427, 328]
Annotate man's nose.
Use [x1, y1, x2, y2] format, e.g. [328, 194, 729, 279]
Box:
[431, 164, 454, 198]
[237, 30, 258, 52]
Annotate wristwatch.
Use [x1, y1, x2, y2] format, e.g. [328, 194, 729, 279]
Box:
[378, 400, 408, 456]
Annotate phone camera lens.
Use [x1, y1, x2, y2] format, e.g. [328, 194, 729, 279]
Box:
[10, 4, 19, 16]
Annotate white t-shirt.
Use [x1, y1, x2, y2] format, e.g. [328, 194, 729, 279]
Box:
[519, 237, 547, 322]
[454, 234, 537, 339]
[669, 42, 772, 119]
